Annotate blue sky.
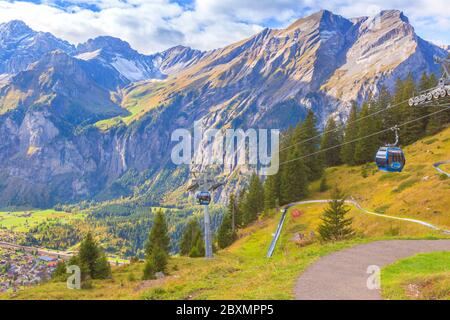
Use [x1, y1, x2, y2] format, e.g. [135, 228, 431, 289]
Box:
[0, 0, 448, 53]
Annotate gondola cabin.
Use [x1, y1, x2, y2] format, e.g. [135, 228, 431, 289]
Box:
[196, 191, 211, 205]
[375, 147, 405, 172]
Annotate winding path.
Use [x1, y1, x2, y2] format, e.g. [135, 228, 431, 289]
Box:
[434, 160, 450, 177]
[294, 240, 450, 300]
[290, 199, 450, 234]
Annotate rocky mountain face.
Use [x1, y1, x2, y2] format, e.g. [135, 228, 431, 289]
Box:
[0, 10, 447, 207]
[75, 36, 165, 83]
[0, 20, 75, 76]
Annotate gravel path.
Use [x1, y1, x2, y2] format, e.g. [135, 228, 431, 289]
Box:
[294, 240, 450, 300]
[434, 160, 450, 177]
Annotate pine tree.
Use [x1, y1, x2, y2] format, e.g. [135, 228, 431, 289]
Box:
[217, 211, 237, 249]
[263, 173, 280, 211]
[179, 219, 203, 256]
[320, 117, 343, 166]
[189, 235, 205, 257]
[318, 188, 355, 242]
[145, 210, 170, 257]
[52, 261, 67, 281]
[242, 173, 264, 225]
[374, 85, 391, 143]
[93, 252, 112, 279]
[280, 147, 308, 205]
[77, 232, 112, 280]
[236, 188, 248, 228]
[341, 102, 359, 165]
[319, 175, 329, 192]
[143, 210, 170, 279]
[293, 110, 323, 180]
[401, 74, 423, 144]
[354, 102, 378, 164]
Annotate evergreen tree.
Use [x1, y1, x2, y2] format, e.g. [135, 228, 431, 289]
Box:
[340, 102, 359, 165]
[179, 219, 203, 256]
[242, 173, 264, 225]
[354, 102, 378, 164]
[93, 252, 112, 280]
[401, 74, 423, 144]
[263, 173, 280, 211]
[236, 188, 248, 228]
[217, 211, 237, 249]
[319, 175, 329, 192]
[280, 147, 309, 205]
[293, 110, 323, 180]
[77, 232, 112, 280]
[320, 117, 343, 166]
[374, 85, 391, 143]
[52, 261, 67, 281]
[189, 235, 205, 258]
[145, 210, 170, 257]
[143, 210, 170, 279]
[318, 188, 355, 242]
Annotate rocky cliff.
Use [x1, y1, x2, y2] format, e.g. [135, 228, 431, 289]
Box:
[0, 10, 447, 207]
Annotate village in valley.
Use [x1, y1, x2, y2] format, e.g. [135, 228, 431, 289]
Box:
[0, 247, 58, 293]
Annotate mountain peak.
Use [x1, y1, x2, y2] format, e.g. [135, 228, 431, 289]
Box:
[0, 20, 32, 32]
[379, 10, 409, 23]
[77, 36, 136, 56]
[0, 20, 34, 39]
[286, 9, 352, 32]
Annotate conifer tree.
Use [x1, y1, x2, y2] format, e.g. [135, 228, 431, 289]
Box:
[318, 188, 355, 242]
[145, 210, 170, 257]
[143, 210, 170, 279]
[354, 102, 377, 164]
[263, 173, 280, 211]
[292, 110, 323, 181]
[320, 117, 343, 166]
[341, 102, 359, 165]
[179, 219, 203, 256]
[402, 74, 423, 144]
[236, 188, 248, 227]
[77, 232, 111, 280]
[217, 211, 237, 249]
[319, 175, 329, 192]
[280, 148, 308, 204]
[242, 173, 264, 225]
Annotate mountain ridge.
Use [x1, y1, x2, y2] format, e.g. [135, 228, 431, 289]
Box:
[0, 9, 448, 207]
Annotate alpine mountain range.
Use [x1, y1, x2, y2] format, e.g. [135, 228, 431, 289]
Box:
[0, 9, 448, 208]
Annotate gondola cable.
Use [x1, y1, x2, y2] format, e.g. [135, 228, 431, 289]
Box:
[279, 104, 450, 167]
[279, 96, 413, 153]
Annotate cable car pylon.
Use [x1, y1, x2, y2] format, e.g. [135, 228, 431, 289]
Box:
[187, 167, 225, 259]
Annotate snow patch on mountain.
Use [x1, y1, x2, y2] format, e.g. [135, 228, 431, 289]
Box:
[75, 49, 102, 61]
[111, 56, 147, 82]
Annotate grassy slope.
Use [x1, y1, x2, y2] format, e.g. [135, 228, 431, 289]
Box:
[309, 127, 450, 231]
[382, 252, 450, 300]
[3, 127, 449, 300]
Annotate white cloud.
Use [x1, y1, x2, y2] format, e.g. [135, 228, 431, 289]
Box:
[0, 0, 448, 54]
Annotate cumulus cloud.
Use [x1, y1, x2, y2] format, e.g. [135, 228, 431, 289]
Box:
[0, 0, 448, 54]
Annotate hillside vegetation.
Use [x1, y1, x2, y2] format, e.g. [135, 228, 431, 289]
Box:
[382, 252, 450, 300]
[3, 126, 449, 300]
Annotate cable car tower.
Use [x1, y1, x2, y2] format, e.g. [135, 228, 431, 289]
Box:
[409, 56, 450, 106]
[187, 167, 225, 259]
